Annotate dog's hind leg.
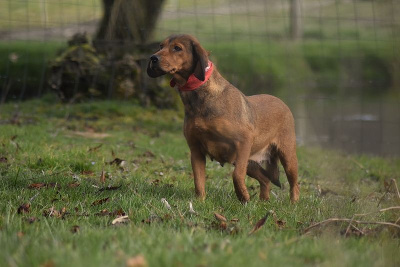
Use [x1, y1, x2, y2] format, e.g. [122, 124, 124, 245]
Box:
[247, 160, 271, 200]
[278, 143, 300, 203]
[247, 154, 281, 200]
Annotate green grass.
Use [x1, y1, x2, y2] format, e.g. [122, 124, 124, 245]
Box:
[0, 98, 399, 266]
[0, 0, 102, 29]
[156, 0, 400, 42]
[0, 41, 66, 99]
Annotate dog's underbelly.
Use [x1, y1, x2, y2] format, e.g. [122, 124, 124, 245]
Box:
[249, 145, 272, 164]
[200, 137, 235, 165]
[201, 139, 272, 166]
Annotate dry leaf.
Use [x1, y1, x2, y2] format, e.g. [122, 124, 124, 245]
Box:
[258, 251, 267, 260]
[161, 198, 171, 210]
[95, 208, 125, 217]
[68, 182, 80, 188]
[60, 207, 67, 215]
[17, 203, 31, 214]
[151, 179, 160, 186]
[275, 219, 286, 229]
[112, 215, 130, 225]
[91, 197, 110, 206]
[189, 202, 196, 214]
[108, 158, 126, 167]
[25, 217, 38, 224]
[28, 183, 46, 189]
[17, 231, 24, 238]
[214, 212, 227, 222]
[219, 221, 227, 230]
[43, 207, 60, 218]
[67, 131, 110, 139]
[248, 212, 270, 235]
[126, 255, 148, 267]
[142, 151, 155, 158]
[41, 260, 55, 267]
[88, 144, 102, 152]
[99, 170, 106, 183]
[71, 225, 80, 233]
[95, 209, 110, 216]
[98, 185, 122, 192]
[28, 183, 59, 189]
[81, 170, 94, 176]
[142, 214, 162, 224]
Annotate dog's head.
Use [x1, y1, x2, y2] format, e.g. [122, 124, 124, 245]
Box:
[147, 34, 209, 82]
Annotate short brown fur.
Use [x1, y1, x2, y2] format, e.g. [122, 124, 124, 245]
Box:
[147, 34, 299, 203]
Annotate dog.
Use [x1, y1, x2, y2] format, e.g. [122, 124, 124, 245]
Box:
[147, 34, 299, 203]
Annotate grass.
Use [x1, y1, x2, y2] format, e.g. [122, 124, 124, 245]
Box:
[0, 41, 65, 99]
[0, 98, 399, 266]
[0, 0, 102, 29]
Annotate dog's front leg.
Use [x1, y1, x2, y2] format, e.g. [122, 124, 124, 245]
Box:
[190, 147, 206, 200]
[232, 141, 252, 203]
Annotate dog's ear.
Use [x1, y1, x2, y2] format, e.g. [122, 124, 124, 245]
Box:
[192, 41, 209, 81]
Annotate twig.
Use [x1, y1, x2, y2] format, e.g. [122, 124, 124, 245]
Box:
[345, 224, 365, 236]
[344, 215, 355, 236]
[344, 207, 400, 235]
[29, 192, 40, 202]
[303, 218, 400, 234]
[350, 158, 366, 171]
[377, 179, 400, 206]
[354, 206, 400, 217]
[315, 206, 400, 235]
[349, 224, 364, 236]
[391, 179, 400, 200]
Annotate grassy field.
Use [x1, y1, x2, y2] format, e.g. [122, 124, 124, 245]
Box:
[0, 98, 399, 266]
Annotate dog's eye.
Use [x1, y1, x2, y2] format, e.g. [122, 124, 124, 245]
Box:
[159, 44, 163, 50]
[174, 46, 182, 51]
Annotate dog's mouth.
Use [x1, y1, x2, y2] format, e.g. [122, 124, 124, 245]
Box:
[147, 60, 181, 78]
[147, 63, 167, 78]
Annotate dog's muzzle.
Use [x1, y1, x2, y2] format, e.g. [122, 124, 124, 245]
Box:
[147, 54, 166, 78]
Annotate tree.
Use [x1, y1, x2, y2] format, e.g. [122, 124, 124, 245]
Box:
[289, 0, 303, 40]
[94, 0, 165, 52]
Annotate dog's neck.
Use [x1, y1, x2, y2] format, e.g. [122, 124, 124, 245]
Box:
[170, 62, 213, 91]
[177, 68, 230, 118]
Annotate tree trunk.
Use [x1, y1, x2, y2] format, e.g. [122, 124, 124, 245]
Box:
[94, 0, 165, 53]
[289, 0, 303, 41]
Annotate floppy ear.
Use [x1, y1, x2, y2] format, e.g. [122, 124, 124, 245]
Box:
[192, 41, 209, 81]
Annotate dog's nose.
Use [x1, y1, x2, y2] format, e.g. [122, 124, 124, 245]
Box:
[150, 55, 159, 63]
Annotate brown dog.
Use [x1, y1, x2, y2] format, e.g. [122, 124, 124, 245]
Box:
[147, 34, 299, 203]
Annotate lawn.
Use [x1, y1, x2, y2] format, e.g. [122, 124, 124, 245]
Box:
[0, 98, 399, 266]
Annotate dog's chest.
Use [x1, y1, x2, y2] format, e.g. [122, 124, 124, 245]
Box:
[186, 117, 236, 164]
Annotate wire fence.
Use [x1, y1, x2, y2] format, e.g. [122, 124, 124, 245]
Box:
[0, 0, 399, 156]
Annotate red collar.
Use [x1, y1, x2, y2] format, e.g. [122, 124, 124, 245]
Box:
[170, 61, 213, 91]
